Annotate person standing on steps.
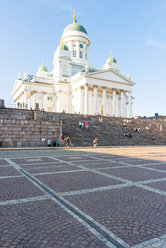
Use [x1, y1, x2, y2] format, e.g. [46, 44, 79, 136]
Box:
[81, 121, 84, 129]
[93, 137, 98, 148]
[66, 136, 70, 147]
[79, 121, 82, 128]
[85, 121, 88, 129]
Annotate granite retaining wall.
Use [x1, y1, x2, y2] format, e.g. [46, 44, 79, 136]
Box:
[0, 108, 61, 147]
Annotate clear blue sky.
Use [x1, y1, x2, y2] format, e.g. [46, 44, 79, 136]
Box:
[0, 0, 166, 116]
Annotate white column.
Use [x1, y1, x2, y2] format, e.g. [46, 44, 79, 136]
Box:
[94, 85, 97, 114]
[128, 91, 132, 118]
[124, 94, 127, 117]
[24, 90, 27, 106]
[112, 88, 116, 116]
[120, 90, 124, 117]
[103, 87, 106, 116]
[77, 87, 83, 114]
[33, 91, 37, 109]
[84, 84, 88, 115]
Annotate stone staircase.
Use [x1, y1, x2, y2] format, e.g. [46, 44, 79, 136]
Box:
[58, 113, 166, 146]
[1, 108, 166, 147]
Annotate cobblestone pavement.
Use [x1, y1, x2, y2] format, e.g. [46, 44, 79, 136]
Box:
[0, 146, 166, 247]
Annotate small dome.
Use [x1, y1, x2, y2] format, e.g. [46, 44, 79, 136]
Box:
[57, 43, 69, 51]
[106, 52, 117, 64]
[38, 63, 48, 72]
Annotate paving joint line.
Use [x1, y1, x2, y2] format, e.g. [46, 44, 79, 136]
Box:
[20, 168, 129, 248]
[5, 157, 129, 248]
[47, 156, 166, 196]
[0, 195, 50, 206]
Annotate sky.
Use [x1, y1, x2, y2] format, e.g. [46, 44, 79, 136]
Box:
[0, 0, 166, 116]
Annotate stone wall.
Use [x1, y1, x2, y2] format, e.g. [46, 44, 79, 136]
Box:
[0, 108, 61, 148]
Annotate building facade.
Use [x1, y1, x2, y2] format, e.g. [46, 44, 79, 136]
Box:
[12, 12, 134, 117]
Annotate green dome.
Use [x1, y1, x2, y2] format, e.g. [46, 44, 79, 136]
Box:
[106, 55, 117, 64]
[63, 20, 87, 35]
[57, 43, 69, 51]
[38, 63, 48, 72]
[111, 57, 117, 63]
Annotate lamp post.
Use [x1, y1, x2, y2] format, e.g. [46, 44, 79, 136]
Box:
[28, 75, 33, 109]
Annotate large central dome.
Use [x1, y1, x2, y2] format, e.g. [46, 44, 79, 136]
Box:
[63, 21, 87, 35]
[62, 11, 87, 35]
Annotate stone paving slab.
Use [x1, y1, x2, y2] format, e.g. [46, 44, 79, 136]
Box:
[19, 161, 64, 168]
[26, 165, 82, 174]
[146, 180, 166, 192]
[0, 177, 44, 201]
[0, 199, 107, 248]
[0, 166, 21, 176]
[97, 166, 166, 182]
[19, 162, 69, 169]
[0, 159, 10, 166]
[54, 155, 100, 162]
[36, 171, 123, 193]
[72, 160, 131, 169]
[119, 159, 160, 165]
[1, 147, 166, 247]
[11, 156, 55, 164]
[145, 163, 166, 171]
[65, 186, 166, 246]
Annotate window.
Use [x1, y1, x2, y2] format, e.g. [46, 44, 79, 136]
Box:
[79, 51, 83, 58]
[47, 97, 52, 101]
[73, 50, 77, 58]
[85, 53, 87, 59]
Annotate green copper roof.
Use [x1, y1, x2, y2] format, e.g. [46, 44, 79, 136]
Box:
[111, 57, 117, 63]
[106, 56, 117, 64]
[57, 43, 69, 51]
[63, 20, 87, 35]
[38, 63, 48, 72]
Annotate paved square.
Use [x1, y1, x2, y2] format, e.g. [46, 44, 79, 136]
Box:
[65, 186, 166, 246]
[0, 177, 44, 201]
[0, 200, 107, 248]
[36, 171, 122, 193]
[0, 166, 21, 176]
[97, 166, 166, 182]
[1, 146, 166, 247]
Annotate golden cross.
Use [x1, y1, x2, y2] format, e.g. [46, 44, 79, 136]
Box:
[73, 10, 76, 21]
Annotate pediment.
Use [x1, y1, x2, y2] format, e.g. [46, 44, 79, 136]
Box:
[11, 80, 23, 96]
[87, 69, 134, 86]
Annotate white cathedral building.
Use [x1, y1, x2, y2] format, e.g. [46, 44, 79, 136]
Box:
[12, 12, 134, 117]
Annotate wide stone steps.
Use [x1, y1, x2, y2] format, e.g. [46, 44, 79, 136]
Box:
[59, 113, 166, 146]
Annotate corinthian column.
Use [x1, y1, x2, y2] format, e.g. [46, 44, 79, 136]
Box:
[84, 84, 88, 114]
[128, 91, 132, 118]
[121, 90, 124, 117]
[94, 85, 97, 114]
[112, 88, 116, 116]
[103, 87, 106, 116]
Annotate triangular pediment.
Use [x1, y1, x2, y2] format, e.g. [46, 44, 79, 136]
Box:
[11, 80, 23, 96]
[86, 69, 134, 86]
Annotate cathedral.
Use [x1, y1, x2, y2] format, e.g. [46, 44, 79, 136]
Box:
[12, 12, 134, 117]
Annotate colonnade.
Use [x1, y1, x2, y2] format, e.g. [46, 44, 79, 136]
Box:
[15, 90, 50, 110]
[75, 84, 132, 118]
